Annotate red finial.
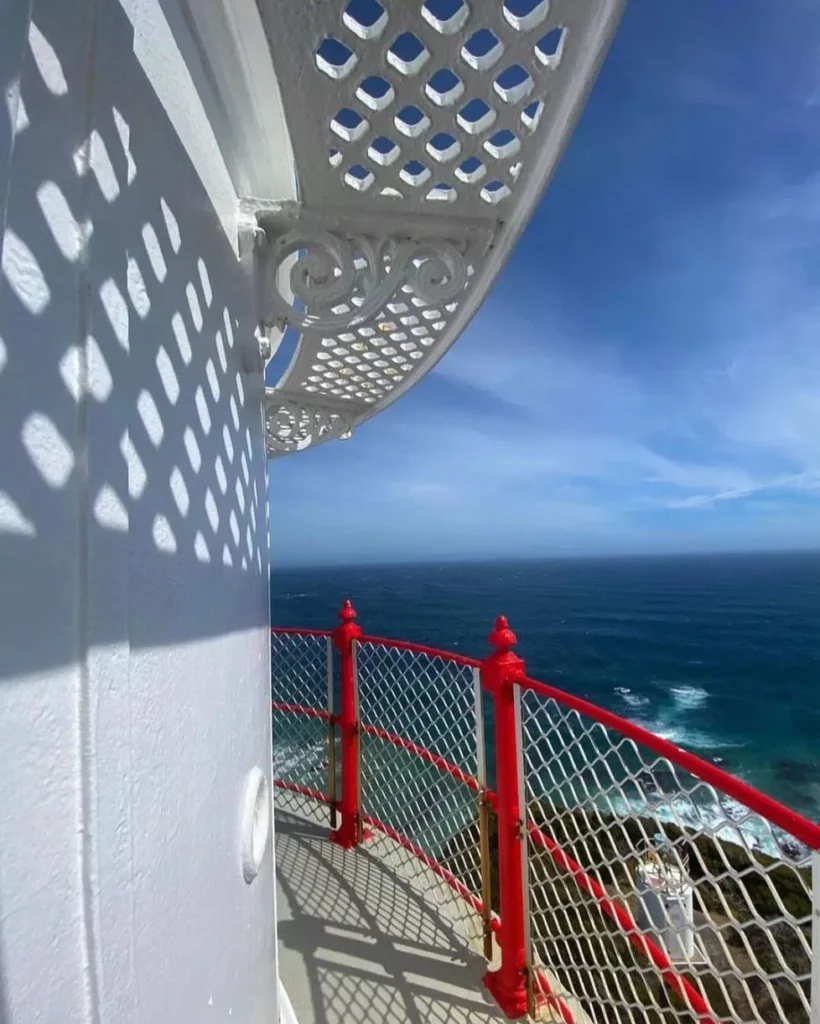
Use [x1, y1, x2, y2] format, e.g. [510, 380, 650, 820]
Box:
[333, 598, 362, 652]
[338, 599, 357, 624]
[488, 615, 518, 654]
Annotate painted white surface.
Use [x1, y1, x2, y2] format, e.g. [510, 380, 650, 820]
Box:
[258, 0, 625, 455]
[0, 1, 283, 1021]
[279, 982, 300, 1024]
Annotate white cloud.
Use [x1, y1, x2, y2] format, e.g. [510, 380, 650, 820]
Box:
[272, 151, 820, 558]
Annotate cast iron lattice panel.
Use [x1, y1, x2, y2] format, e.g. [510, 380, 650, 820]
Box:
[259, 0, 618, 215]
[356, 641, 484, 934]
[299, 285, 464, 407]
[259, 0, 625, 455]
[271, 632, 331, 798]
[521, 686, 814, 1024]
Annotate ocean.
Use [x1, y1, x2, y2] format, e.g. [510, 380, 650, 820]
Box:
[271, 550, 820, 825]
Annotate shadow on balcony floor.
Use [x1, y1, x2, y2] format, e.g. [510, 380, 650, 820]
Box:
[274, 801, 508, 1024]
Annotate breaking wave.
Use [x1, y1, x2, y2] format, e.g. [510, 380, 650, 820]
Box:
[669, 684, 709, 712]
[614, 686, 650, 710]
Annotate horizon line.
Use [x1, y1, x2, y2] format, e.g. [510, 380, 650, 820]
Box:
[270, 546, 820, 573]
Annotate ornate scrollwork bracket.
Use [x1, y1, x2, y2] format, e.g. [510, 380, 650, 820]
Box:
[261, 228, 470, 337]
[265, 390, 356, 456]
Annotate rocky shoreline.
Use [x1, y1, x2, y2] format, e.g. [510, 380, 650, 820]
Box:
[444, 800, 812, 1024]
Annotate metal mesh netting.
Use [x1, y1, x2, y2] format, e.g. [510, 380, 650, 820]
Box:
[520, 684, 814, 1024]
[271, 632, 331, 800]
[356, 640, 486, 938]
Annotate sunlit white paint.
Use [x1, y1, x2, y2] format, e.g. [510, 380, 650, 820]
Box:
[28, 20, 68, 96]
[121, 431, 148, 501]
[183, 426, 201, 473]
[36, 181, 85, 261]
[136, 389, 164, 447]
[155, 346, 180, 404]
[86, 130, 120, 201]
[186, 281, 203, 331]
[142, 223, 168, 282]
[58, 344, 82, 401]
[87, 336, 113, 402]
[127, 256, 151, 318]
[21, 412, 74, 487]
[2, 228, 51, 314]
[161, 197, 180, 253]
[151, 513, 177, 552]
[92, 484, 128, 531]
[0, 4, 278, 1023]
[279, 982, 300, 1024]
[171, 310, 192, 365]
[99, 278, 130, 351]
[0, 491, 36, 536]
[195, 386, 211, 434]
[194, 531, 210, 562]
[112, 108, 137, 186]
[169, 466, 190, 516]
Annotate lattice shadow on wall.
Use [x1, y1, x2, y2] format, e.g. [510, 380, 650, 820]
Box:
[0, 0, 270, 682]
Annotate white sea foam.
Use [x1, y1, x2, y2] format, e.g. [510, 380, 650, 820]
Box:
[273, 737, 324, 777]
[651, 724, 744, 751]
[600, 786, 806, 861]
[669, 684, 709, 711]
[614, 686, 650, 710]
[273, 731, 811, 868]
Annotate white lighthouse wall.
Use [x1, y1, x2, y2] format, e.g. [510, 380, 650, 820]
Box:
[0, 2, 279, 1022]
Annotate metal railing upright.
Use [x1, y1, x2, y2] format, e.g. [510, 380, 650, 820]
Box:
[272, 602, 820, 1024]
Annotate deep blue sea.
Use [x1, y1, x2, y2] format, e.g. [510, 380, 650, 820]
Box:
[271, 551, 820, 824]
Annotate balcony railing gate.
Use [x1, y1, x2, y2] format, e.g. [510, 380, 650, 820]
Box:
[272, 602, 820, 1024]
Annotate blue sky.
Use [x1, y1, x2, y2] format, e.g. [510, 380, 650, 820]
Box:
[270, 1, 820, 567]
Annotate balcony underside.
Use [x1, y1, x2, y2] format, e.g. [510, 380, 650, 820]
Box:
[249, 0, 626, 456]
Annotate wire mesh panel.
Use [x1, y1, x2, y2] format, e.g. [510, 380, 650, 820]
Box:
[520, 681, 816, 1024]
[356, 640, 486, 938]
[271, 631, 332, 801]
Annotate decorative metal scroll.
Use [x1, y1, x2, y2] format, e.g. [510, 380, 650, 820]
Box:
[263, 229, 470, 337]
[264, 392, 356, 454]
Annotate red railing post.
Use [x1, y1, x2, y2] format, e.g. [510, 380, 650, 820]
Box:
[482, 616, 531, 1019]
[330, 599, 364, 849]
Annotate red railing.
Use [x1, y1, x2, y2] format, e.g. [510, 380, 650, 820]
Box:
[271, 602, 820, 1024]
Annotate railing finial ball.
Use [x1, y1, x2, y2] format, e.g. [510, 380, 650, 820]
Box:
[489, 615, 518, 653]
[339, 599, 357, 624]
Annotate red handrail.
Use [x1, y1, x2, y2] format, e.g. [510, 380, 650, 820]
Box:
[527, 821, 719, 1023]
[273, 624, 820, 848]
[361, 723, 482, 794]
[271, 700, 331, 722]
[519, 675, 820, 851]
[271, 779, 497, 930]
[272, 625, 480, 666]
[358, 633, 481, 669]
[272, 708, 711, 1024]
[273, 615, 818, 1024]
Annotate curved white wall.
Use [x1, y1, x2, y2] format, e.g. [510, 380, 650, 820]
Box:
[0, 1, 278, 1021]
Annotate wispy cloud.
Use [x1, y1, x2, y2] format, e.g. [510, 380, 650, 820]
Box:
[270, 3, 820, 565]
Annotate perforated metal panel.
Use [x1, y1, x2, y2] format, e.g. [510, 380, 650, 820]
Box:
[251, 0, 625, 454]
